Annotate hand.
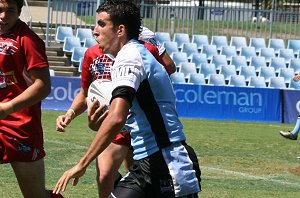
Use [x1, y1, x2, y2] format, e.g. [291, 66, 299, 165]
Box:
[88, 100, 108, 131]
[53, 164, 87, 194]
[56, 114, 72, 132]
[293, 74, 300, 82]
[0, 102, 13, 120]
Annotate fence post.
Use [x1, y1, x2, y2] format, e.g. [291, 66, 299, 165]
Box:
[46, 0, 51, 47]
[269, 0, 276, 39]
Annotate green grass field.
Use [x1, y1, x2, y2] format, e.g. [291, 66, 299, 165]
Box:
[1, 110, 300, 197]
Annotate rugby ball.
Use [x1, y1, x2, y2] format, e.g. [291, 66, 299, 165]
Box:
[87, 79, 113, 109]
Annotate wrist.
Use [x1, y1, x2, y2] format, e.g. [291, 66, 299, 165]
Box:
[66, 108, 76, 120]
[2, 101, 14, 115]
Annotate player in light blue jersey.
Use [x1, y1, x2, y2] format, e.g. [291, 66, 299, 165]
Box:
[53, 1, 201, 197]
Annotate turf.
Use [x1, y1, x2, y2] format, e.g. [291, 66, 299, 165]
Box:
[1, 110, 300, 197]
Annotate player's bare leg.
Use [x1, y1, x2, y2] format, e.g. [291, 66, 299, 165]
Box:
[11, 159, 49, 198]
[96, 142, 129, 198]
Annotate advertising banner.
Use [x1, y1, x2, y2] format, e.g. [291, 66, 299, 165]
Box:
[283, 90, 300, 124]
[173, 84, 282, 122]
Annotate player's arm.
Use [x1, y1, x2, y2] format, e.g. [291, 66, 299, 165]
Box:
[160, 50, 176, 75]
[0, 67, 51, 119]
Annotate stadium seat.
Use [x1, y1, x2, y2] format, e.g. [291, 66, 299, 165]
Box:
[230, 56, 248, 73]
[249, 37, 267, 55]
[211, 54, 228, 72]
[191, 34, 209, 52]
[55, 26, 74, 43]
[170, 72, 186, 84]
[201, 44, 218, 62]
[269, 57, 286, 74]
[278, 68, 295, 84]
[287, 39, 300, 58]
[83, 37, 97, 48]
[75, 28, 93, 43]
[199, 63, 217, 80]
[211, 35, 228, 52]
[228, 75, 247, 87]
[49, 69, 55, 76]
[230, 36, 247, 54]
[171, 52, 189, 70]
[268, 38, 286, 55]
[249, 56, 267, 72]
[248, 76, 267, 88]
[163, 41, 179, 55]
[181, 43, 198, 60]
[289, 79, 300, 90]
[173, 33, 190, 50]
[240, 46, 257, 63]
[259, 48, 276, 65]
[178, 62, 197, 79]
[78, 57, 84, 73]
[71, 47, 88, 64]
[208, 74, 226, 86]
[278, 49, 295, 66]
[219, 65, 237, 81]
[239, 65, 257, 82]
[154, 32, 171, 44]
[220, 46, 237, 63]
[190, 53, 207, 70]
[268, 77, 287, 89]
[63, 36, 81, 54]
[187, 73, 206, 85]
[289, 58, 300, 74]
[259, 66, 276, 84]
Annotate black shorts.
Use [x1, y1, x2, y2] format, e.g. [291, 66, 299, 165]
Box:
[109, 142, 201, 198]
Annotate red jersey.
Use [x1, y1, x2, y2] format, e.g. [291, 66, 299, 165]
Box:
[0, 20, 49, 149]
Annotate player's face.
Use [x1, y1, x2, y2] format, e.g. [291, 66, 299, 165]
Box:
[94, 11, 120, 56]
[0, 0, 19, 34]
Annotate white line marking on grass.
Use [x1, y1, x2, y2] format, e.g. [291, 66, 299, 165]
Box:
[45, 139, 88, 149]
[203, 166, 300, 187]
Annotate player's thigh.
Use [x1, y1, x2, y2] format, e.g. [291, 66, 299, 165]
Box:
[11, 159, 46, 195]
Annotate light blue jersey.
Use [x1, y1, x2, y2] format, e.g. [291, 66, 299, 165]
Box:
[111, 39, 186, 160]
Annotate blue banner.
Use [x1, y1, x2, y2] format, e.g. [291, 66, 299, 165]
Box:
[173, 84, 282, 122]
[283, 89, 300, 124]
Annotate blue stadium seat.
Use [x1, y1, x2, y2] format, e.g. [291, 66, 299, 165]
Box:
[249, 56, 267, 72]
[248, 76, 267, 88]
[71, 47, 88, 64]
[289, 58, 300, 74]
[239, 65, 257, 82]
[278, 68, 295, 84]
[173, 33, 190, 50]
[170, 72, 186, 84]
[230, 56, 247, 73]
[228, 75, 247, 87]
[201, 44, 218, 62]
[230, 36, 247, 55]
[171, 52, 189, 70]
[163, 41, 179, 55]
[83, 37, 97, 48]
[178, 62, 197, 79]
[240, 46, 257, 63]
[208, 74, 226, 86]
[219, 65, 237, 81]
[190, 53, 207, 70]
[75, 28, 93, 43]
[199, 63, 217, 80]
[287, 39, 300, 58]
[211, 54, 228, 72]
[187, 73, 206, 85]
[259, 66, 276, 84]
[259, 48, 276, 65]
[211, 35, 228, 52]
[78, 57, 84, 73]
[55, 26, 74, 43]
[269, 57, 286, 74]
[154, 32, 171, 44]
[63, 36, 81, 53]
[220, 46, 237, 63]
[278, 49, 295, 66]
[249, 37, 266, 55]
[181, 43, 198, 60]
[191, 34, 209, 52]
[268, 77, 287, 89]
[289, 79, 300, 90]
[49, 69, 55, 76]
[268, 38, 286, 55]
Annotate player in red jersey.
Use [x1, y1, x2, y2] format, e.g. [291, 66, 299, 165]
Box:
[55, 26, 175, 197]
[0, 0, 63, 197]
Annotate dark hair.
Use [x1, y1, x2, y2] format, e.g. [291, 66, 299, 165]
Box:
[7, 0, 24, 14]
[97, 0, 141, 40]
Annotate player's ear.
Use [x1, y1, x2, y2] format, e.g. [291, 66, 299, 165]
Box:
[117, 25, 126, 37]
